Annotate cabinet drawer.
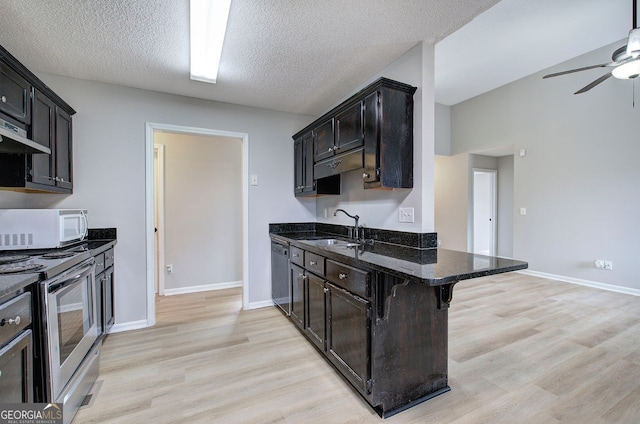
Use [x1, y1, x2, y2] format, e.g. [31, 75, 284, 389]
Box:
[304, 252, 325, 276]
[0, 292, 31, 345]
[290, 246, 304, 266]
[326, 260, 370, 298]
[104, 248, 115, 268]
[94, 253, 106, 275]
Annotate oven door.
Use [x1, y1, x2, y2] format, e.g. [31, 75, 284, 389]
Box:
[45, 258, 97, 400]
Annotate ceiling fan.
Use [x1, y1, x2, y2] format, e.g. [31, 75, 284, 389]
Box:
[543, 0, 640, 94]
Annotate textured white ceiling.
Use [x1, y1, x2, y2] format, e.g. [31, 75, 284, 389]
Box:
[0, 0, 633, 115]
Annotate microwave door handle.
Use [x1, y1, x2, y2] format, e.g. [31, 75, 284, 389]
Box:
[80, 210, 88, 240]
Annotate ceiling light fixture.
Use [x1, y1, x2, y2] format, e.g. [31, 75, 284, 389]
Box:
[612, 58, 640, 79]
[190, 0, 232, 84]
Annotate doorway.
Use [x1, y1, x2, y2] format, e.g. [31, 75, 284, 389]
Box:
[145, 123, 250, 327]
[472, 169, 497, 256]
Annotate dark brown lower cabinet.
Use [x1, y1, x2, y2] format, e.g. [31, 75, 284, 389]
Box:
[326, 282, 371, 395]
[289, 264, 305, 330]
[305, 273, 326, 351]
[279, 246, 452, 418]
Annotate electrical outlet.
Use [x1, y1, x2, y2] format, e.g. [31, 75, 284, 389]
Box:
[250, 174, 258, 186]
[398, 207, 414, 223]
[520, 208, 527, 215]
[594, 259, 604, 269]
[323, 208, 328, 218]
[604, 260, 613, 270]
[166, 264, 173, 274]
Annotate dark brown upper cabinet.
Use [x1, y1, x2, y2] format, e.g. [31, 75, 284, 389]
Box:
[0, 45, 76, 194]
[293, 78, 416, 192]
[294, 131, 340, 197]
[0, 61, 31, 125]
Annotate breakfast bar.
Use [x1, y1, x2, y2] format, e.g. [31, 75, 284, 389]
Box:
[270, 223, 528, 417]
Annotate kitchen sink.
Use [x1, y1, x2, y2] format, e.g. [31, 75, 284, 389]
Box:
[300, 238, 362, 248]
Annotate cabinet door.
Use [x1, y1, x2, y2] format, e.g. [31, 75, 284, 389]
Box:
[302, 132, 315, 192]
[0, 330, 33, 403]
[0, 62, 31, 124]
[94, 274, 104, 339]
[362, 91, 380, 184]
[54, 107, 73, 190]
[290, 264, 305, 330]
[104, 267, 115, 333]
[306, 273, 326, 351]
[326, 283, 371, 394]
[313, 118, 334, 162]
[334, 101, 363, 154]
[294, 137, 304, 194]
[30, 89, 55, 186]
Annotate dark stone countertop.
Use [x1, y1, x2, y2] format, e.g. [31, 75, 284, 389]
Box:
[0, 273, 39, 299]
[271, 230, 528, 286]
[84, 239, 117, 256]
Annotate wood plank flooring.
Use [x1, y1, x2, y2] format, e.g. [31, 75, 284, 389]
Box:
[74, 273, 640, 423]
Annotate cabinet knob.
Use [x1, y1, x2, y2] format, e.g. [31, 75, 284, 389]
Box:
[292, 253, 299, 258]
[339, 273, 348, 280]
[327, 147, 333, 152]
[1, 95, 6, 103]
[309, 261, 317, 266]
[362, 173, 371, 179]
[323, 287, 329, 293]
[0, 315, 21, 326]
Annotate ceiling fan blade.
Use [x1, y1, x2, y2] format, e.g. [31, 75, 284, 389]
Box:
[543, 63, 613, 79]
[574, 72, 613, 94]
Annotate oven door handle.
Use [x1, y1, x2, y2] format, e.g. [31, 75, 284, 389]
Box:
[48, 260, 95, 294]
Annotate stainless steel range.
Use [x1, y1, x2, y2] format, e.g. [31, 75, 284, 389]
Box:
[0, 245, 100, 424]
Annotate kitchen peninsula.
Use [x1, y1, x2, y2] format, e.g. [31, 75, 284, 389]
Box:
[270, 222, 527, 417]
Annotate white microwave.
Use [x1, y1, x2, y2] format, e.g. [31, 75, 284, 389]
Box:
[0, 209, 88, 250]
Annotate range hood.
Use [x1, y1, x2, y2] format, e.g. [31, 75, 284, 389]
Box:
[0, 117, 50, 154]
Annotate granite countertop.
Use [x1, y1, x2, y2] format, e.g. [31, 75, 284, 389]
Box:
[0, 273, 39, 299]
[271, 230, 528, 286]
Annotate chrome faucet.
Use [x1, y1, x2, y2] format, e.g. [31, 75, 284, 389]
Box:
[334, 209, 360, 240]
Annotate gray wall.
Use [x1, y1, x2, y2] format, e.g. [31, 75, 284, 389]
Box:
[0, 74, 314, 324]
[497, 155, 514, 257]
[450, 40, 640, 291]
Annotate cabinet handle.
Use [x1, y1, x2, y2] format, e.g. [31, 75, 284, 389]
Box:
[1, 95, 6, 103]
[292, 253, 299, 257]
[323, 287, 329, 293]
[363, 173, 371, 179]
[327, 147, 333, 152]
[339, 273, 348, 280]
[0, 315, 21, 326]
[309, 261, 317, 266]
[327, 160, 343, 169]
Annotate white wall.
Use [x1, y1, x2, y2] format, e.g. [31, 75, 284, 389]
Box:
[450, 40, 640, 291]
[315, 42, 436, 233]
[0, 74, 314, 325]
[435, 103, 451, 156]
[155, 132, 242, 291]
[496, 155, 514, 257]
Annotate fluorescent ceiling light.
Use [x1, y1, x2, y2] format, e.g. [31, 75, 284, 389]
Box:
[190, 0, 231, 84]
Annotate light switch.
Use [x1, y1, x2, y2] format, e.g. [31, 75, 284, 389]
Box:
[520, 208, 527, 215]
[519, 148, 527, 157]
[250, 174, 258, 186]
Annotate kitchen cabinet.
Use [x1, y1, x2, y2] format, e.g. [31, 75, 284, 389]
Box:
[289, 263, 305, 330]
[0, 291, 33, 403]
[292, 78, 415, 191]
[293, 131, 340, 197]
[0, 45, 75, 194]
[305, 272, 326, 351]
[0, 61, 31, 125]
[326, 282, 371, 395]
[94, 247, 115, 339]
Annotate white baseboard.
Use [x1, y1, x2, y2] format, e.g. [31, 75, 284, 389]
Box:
[163, 280, 242, 296]
[109, 319, 149, 333]
[246, 299, 275, 310]
[518, 270, 640, 297]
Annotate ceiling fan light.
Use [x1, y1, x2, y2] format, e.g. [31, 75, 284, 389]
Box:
[612, 59, 640, 79]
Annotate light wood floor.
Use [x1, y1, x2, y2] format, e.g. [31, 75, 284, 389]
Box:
[74, 273, 640, 424]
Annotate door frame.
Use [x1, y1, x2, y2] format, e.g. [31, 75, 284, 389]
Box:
[145, 122, 250, 326]
[153, 143, 166, 296]
[471, 168, 498, 256]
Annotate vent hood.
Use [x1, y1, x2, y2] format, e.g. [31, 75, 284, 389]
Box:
[0, 118, 50, 154]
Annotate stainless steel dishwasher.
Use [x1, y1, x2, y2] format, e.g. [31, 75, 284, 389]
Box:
[271, 239, 290, 315]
